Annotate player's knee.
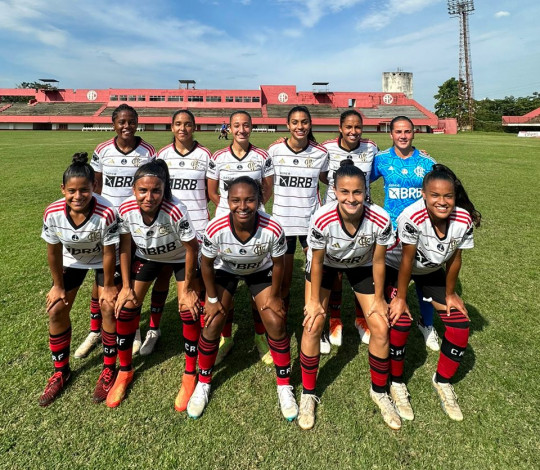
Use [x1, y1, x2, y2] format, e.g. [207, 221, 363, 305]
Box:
[303, 315, 325, 338]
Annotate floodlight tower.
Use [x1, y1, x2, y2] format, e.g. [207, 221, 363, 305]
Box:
[447, 0, 475, 130]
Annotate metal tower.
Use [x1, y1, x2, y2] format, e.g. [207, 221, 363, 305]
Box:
[448, 0, 475, 130]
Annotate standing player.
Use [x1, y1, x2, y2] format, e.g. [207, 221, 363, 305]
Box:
[299, 160, 398, 430]
[268, 106, 328, 319]
[321, 110, 379, 348]
[186, 176, 297, 421]
[207, 111, 274, 364]
[386, 164, 481, 421]
[371, 116, 439, 352]
[112, 160, 200, 408]
[39, 153, 120, 406]
[75, 104, 158, 359]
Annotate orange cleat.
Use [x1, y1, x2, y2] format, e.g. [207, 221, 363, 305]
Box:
[174, 373, 197, 412]
[106, 369, 134, 408]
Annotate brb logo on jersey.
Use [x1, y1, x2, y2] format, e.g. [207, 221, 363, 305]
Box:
[105, 175, 134, 187]
[171, 178, 198, 190]
[388, 187, 422, 199]
[278, 176, 312, 188]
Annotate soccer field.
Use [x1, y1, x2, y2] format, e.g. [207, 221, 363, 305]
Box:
[0, 130, 538, 470]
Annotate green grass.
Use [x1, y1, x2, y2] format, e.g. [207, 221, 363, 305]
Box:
[0, 130, 538, 470]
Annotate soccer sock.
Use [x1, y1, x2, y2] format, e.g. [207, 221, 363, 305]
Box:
[197, 335, 220, 384]
[369, 352, 390, 393]
[116, 306, 141, 371]
[221, 308, 234, 338]
[89, 297, 102, 333]
[252, 304, 266, 335]
[436, 309, 470, 383]
[354, 296, 366, 321]
[267, 335, 291, 386]
[101, 329, 117, 369]
[50, 326, 71, 372]
[300, 351, 320, 394]
[389, 315, 413, 382]
[180, 309, 201, 375]
[416, 285, 434, 327]
[149, 289, 168, 330]
[329, 290, 342, 320]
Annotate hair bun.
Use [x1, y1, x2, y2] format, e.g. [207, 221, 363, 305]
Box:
[339, 159, 355, 168]
[72, 152, 89, 164]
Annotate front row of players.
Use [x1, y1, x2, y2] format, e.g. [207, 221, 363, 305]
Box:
[40, 154, 480, 431]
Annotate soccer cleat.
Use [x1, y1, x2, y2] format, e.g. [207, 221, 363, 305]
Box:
[355, 318, 371, 345]
[187, 382, 211, 419]
[174, 373, 197, 412]
[93, 367, 117, 403]
[106, 369, 134, 408]
[432, 374, 463, 421]
[418, 322, 440, 352]
[132, 329, 142, 356]
[370, 389, 402, 430]
[390, 382, 414, 421]
[74, 331, 101, 358]
[329, 318, 343, 346]
[254, 333, 274, 365]
[277, 385, 298, 421]
[297, 393, 320, 430]
[214, 336, 234, 366]
[39, 369, 71, 407]
[319, 332, 331, 355]
[140, 329, 161, 356]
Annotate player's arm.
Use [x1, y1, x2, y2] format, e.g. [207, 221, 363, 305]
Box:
[445, 249, 468, 318]
[319, 171, 329, 185]
[303, 248, 326, 331]
[201, 254, 225, 326]
[46, 242, 68, 312]
[94, 172, 103, 195]
[260, 255, 285, 318]
[100, 244, 118, 308]
[207, 178, 220, 207]
[179, 237, 200, 319]
[368, 243, 389, 325]
[389, 243, 415, 325]
[115, 233, 137, 316]
[262, 175, 274, 205]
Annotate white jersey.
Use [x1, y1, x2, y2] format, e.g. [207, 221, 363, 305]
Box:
[202, 211, 287, 275]
[207, 144, 274, 216]
[269, 139, 329, 236]
[118, 196, 196, 263]
[386, 199, 474, 274]
[157, 141, 211, 235]
[91, 137, 156, 208]
[41, 194, 119, 269]
[323, 137, 378, 202]
[307, 200, 395, 269]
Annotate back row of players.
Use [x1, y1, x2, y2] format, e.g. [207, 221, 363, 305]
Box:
[40, 104, 481, 431]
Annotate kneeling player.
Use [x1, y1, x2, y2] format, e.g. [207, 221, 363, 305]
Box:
[300, 160, 398, 430]
[386, 164, 481, 421]
[187, 176, 298, 421]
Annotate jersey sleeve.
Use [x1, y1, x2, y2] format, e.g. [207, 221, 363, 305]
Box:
[207, 157, 219, 181]
[307, 218, 327, 251]
[397, 217, 420, 246]
[201, 230, 219, 259]
[175, 210, 197, 243]
[270, 229, 287, 258]
[458, 224, 474, 250]
[102, 209, 120, 246]
[90, 148, 103, 173]
[321, 150, 330, 173]
[41, 212, 60, 244]
[117, 212, 131, 235]
[263, 155, 274, 178]
[376, 217, 396, 246]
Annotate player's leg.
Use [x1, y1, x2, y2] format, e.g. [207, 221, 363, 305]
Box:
[252, 296, 272, 364]
[416, 284, 439, 351]
[215, 303, 234, 366]
[327, 271, 343, 347]
[74, 281, 102, 359]
[354, 295, 371, 345]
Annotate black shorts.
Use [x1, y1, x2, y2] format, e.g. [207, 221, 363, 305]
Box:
[215, 267, 272, 298]
[131, 257, 188, 283]
[305, 261, 374, 295]
[385, 266, 446, 305]
[62, 266, 122, 292]
[285, 235, 308, 255]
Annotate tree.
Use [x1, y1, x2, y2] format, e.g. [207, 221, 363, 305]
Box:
[433, 77, 463, 118]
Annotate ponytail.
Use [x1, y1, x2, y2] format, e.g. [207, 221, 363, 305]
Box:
[63, 152, 95, 185]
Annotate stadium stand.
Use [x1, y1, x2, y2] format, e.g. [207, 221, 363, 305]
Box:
[1, 102, 101, 116]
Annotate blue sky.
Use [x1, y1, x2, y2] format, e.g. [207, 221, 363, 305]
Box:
[1, 0, 539, 110]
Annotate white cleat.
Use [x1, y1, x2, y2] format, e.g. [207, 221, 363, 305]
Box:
[297, 393, 320, 430]
[187, 382, 211, 419]
[432, 374, 463, 421]
[320, 332, 331, 355]
[132, 328, 142, 356]
[390, 382, 414, 421]
[418, 322, 440, 351]
[370, 389, 401, 430]
[329, 318, 343, 346]
[355, 318, 371, 345]
[74, 331, 101, 359]
[140, 329, 161, 356]
[277, 385, 298, 421]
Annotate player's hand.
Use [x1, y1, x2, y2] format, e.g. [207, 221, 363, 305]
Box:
[204, 300, 226, 328]
[389, 297, 412, 326]
[115, 286, 138, 318]
[46, 286, 68, 312]
[179, 289, 200, 321]
[99, 286, 118, 309]
[303, 300, 326, 332]
[445, 293, 469, 320]
[367, 297, 390, 327]
[261, 295, 285, 319]
[271, 137, 285, 146]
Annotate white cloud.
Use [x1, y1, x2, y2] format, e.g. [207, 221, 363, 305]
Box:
[278, 0, 365, 28]
[358, 0, 441, 31]
[495, 11, 510, 18]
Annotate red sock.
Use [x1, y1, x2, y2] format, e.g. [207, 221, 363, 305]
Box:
[101, 329, 117, 369]
[199, 293, 206, 329]
[369, 352, 389, 393]
[389, 315, 412, 382]
[329, 290, 342, 320]
[221, 308, 234, 337]
[90, 297, 102, 333]
[50, 326, 71, 371]
[149, 289, 168, 329]
[354, 296, 365, 320]
[116, 306, 140, 371]
[267, 335, 291, 386]
[180, 309, 201, 374]
[300, 351, 320, 394]
[197, 335, 219, 384]
[252, 304, 266, 335]
[436, 309, 470, 382]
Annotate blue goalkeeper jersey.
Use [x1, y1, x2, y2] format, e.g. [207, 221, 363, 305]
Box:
[371, 147, 436, 228]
